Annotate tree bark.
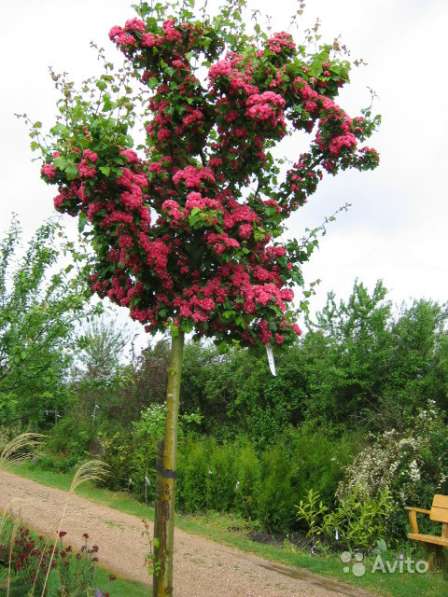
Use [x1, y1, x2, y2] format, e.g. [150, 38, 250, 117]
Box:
[153, 330, 185, 596]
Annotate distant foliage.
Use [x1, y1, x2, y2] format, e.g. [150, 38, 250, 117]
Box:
[337, 402, 448, 539]
[22, 279, 448, 544]
[180, 281, 448, 438]
[296, 486, 394, 550]
[0, 217, 88, 428]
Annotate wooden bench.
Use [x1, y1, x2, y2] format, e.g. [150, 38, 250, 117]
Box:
[406, 494, 448, 547]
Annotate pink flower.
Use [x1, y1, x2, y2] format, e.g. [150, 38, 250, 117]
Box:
[120, 148, 139, 163]
[124, 18, 145, 33]
[183, 109, 204, 127]
[162, 19, 182, 42]
[274, 333, 285, 345]
[298, 84, 318, 101]
[246, 92, 285, 126]
[209, 157, 223, 168]
[115, 32, 136, 47]
[121, 191, 143, 210]
[130, 308, 149, 322]
[73, 183, 87, 202]
[83, 149, 98, 163]
[209, 59, 233, 80]
[185, 192, 207, 210]
[103, 211, 134, 226]
[280, 288, 294, 301]
[53, 194, 64, 209]
[173, 166, 215, 189]
[198, 298, 215, 311]
[158, 128, 171, 141]
[304, 100, 318, 113]
[142, 33, 161, 47]
[180, 304, 192, 317]
[246, 91, 285, 108]
[253, 266, 272, 282]
[78, 160, 96, 178]
[117, 168, 147, 189]
[267, 32, 296, 54]
[119, 235, 134, 248]
[321, 97, 336, 111]
[206, 232, 240, 254]
[149, 161, 162, 173]
[292, 323, 302, 336]
[162, 199, 184, 221]
[258, 320, 272, 344]
[238, 224, 252, 239]
[40, 14, 380, 350]
[109, 26, 123, 41]
[87, 203, 102, 221]
[41, 163, 56, 180]
[328, 133, 357, 156]
[172, 58, 185, 70]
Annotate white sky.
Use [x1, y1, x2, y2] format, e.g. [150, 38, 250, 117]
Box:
[1, 0, 447, 327]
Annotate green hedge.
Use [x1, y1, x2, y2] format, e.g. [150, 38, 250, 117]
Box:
[45, 423, 356, 534]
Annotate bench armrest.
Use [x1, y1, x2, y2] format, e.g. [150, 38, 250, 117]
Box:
[405, 506, 430, 534]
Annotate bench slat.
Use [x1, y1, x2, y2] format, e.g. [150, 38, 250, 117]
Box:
[408, 532, 448, 547]
[433, 494, 448, 509]
[430, 506, 448, 523]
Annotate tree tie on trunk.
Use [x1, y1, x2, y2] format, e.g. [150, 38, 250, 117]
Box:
[156, 464, 177, 479]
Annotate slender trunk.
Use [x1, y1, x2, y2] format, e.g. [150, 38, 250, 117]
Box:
[153, 330, 185, 596]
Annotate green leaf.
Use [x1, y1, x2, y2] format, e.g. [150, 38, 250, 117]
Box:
[65, 164, 78, 180]
[96, 80, 107, 91]
[78, 212, 88, 233]
[53, 157, 68, 170]
[253, 227, 266, 242]
[99, 166, 111, 177]
[102, 94, 113, 112]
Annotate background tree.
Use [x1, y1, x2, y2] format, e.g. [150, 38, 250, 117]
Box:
[72, 316, 134, 423]
[76, 316, 132, 382]
[0, 217, 88, 429]
[14, 276, 448, 551]
[32, 0, 380, 593]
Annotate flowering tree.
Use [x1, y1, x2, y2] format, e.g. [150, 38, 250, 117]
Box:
[33, 0, 379, 593]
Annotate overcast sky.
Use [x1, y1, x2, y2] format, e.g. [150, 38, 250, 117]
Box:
[1, 0, 447, 325]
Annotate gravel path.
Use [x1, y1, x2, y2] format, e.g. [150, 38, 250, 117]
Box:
[0, 470, 373, 597]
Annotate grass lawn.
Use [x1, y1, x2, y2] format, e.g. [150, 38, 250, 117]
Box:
[3, 461, 447, 597]
[95, 567, 148, 597]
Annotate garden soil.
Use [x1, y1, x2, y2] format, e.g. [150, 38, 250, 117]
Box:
[0, 469, 373, 597]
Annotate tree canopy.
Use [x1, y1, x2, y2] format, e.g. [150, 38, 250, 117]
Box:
[0, 218, 87, 427]
[34, 0, 380, 349]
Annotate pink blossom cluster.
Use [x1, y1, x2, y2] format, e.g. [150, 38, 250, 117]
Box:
[172, 166, 216, 189]
[185, 192, 220, 211]
[206, 232, 240, 255]
[78, 149, 98, 179]
[41, 163, 57, 180]
[109, 17, 183, 51]
[246, 92, 286, 127]
[267, 32, 296, 55]
[40, 12, 379, 348]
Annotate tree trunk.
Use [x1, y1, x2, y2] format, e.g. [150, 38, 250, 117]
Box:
[153, 330, 185, 596]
